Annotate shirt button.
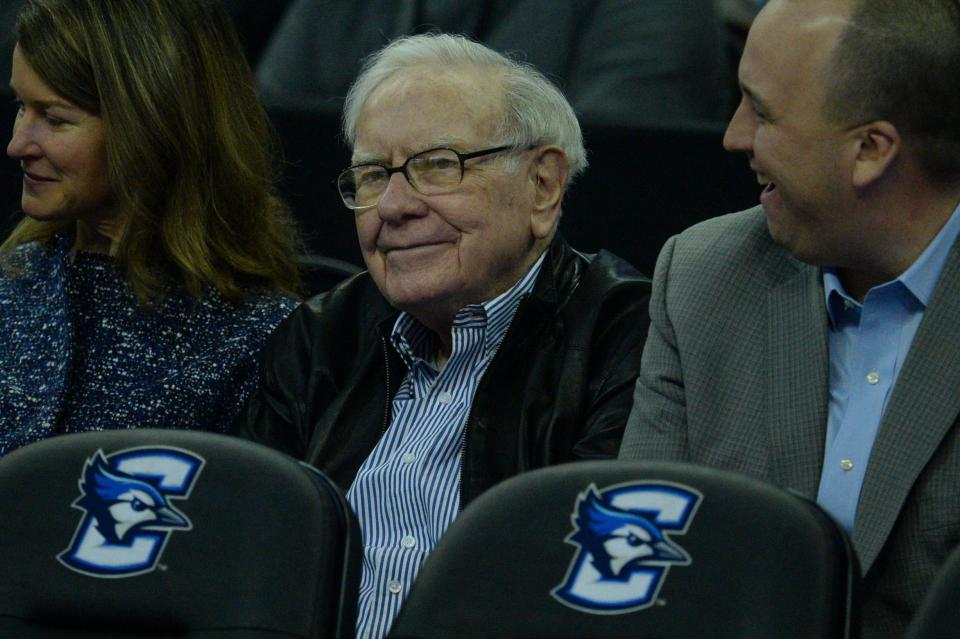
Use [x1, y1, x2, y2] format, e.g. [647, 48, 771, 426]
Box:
[387, 580, 403, 594]
[866, 372, 880, 385]
[840, 459, 854, 471]
[401, 535, 417, 549]
[437, 391, 453, 404]
[401, 453, 416, 464]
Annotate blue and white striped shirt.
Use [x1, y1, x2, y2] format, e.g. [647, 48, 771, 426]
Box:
[347, 253, 546, 639]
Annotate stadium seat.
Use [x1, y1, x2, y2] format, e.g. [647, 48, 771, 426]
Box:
[298, 253, 362, 297]
[266, 105, 359, 267]
[0, 429, 361, 638]
[388, 460, 859, 639]
[223, 0, 293, 67]
[903, 542, 960, 639]
[562, 122, 759, 275]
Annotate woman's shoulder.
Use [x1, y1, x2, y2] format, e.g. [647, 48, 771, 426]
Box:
[173, 287, 299, 338]
[1, 238, 65, 272]
[0, 239, 70, 299]
[236, 290, 300, 327]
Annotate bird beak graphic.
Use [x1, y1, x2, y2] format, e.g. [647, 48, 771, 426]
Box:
[653, 540, 686, 562]
[153, 506, 189, 528]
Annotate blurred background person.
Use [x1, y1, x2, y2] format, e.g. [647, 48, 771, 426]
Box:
[0, 0, 301, 456]
[254, 0, 734, 128]
[715, 0, 766, 52]
[0, 0, 23, 94]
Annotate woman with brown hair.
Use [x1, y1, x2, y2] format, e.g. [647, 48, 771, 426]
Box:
[0, 0, 301, 454]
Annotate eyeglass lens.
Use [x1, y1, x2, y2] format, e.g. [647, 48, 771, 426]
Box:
[338, 148, 464, 209]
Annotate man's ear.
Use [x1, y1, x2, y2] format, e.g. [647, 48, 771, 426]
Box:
[851, 120, 900, 189]
[529, 146, 567, 240]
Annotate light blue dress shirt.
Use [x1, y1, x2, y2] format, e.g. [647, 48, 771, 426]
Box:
[818, 202, 960, 532]
[347, 252, 545, 639]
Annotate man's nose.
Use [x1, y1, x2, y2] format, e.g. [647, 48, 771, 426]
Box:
[377, 171, 428, 221]
[723, 99, 754, 154]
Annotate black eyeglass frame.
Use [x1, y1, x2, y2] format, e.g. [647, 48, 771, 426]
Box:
[336, 145, 514, 210]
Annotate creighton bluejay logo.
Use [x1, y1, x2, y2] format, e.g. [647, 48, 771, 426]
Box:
[58, 447, 205, 578]
[551, 481, 702, 614]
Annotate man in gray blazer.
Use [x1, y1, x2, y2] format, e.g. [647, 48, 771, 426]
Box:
[619, 1, 960, 637]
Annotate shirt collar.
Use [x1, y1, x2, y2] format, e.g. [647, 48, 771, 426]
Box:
[822, 271, 861, 330]
[391, 250, 547, 367]
[898, 200, 960, 305]
[823, 200, 960, 327]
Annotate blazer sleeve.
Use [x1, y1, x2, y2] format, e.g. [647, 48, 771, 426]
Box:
[619, 235, 691, 461]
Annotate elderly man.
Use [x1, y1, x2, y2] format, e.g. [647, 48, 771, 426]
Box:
[239, 34, 650, 638]
[620, 1, 960, 637]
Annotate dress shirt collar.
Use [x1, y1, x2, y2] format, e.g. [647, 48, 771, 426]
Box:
[391, 250, 547, 368]
[823, 200, 960, 329]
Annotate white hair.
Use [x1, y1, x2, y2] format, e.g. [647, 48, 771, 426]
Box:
[342, 33, 588, 183]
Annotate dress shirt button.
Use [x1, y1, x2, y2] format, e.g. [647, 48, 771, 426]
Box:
[866, 372, 880, 385]
[840, 459, 854, 471]
[437, 391, 454, 404]
[387, 580, 403, 594]
[401, 535, 417, 549]
[401, 453, 416, 465]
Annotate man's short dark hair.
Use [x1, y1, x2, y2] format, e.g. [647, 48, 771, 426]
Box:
[825, 0, 960, 186]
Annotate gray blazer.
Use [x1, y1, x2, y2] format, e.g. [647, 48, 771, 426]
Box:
[620, 206, 960, 639]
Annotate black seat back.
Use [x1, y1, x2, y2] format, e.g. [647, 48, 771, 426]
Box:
[0, 429, 361, 638]
[562, 123, 758, 275]
[389, 461, 859, 639]
[267, 105, 358, 267]
[298, 253, 362, 297]
[0, 88, 22, 238]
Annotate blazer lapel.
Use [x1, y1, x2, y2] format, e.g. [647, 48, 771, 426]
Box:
[854, 244, 960, 573]
[766, 261, 830, 497]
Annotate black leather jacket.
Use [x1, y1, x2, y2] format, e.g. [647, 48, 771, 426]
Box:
[237, 237, 651, 507]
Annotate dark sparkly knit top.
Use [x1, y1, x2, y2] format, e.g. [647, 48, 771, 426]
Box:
[0, 238, 298, 456]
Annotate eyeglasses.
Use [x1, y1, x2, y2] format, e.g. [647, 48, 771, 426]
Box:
[336, 145, 513, 210]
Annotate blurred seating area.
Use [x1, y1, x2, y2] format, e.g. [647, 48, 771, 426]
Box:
[561, 122, 757, 275]
[250, 0, 735, 128]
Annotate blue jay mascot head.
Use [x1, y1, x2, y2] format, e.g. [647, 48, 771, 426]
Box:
[75, 452, 189, 545]
[572, 488, 689, 581]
